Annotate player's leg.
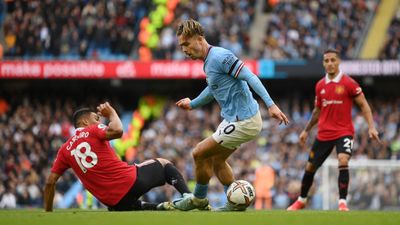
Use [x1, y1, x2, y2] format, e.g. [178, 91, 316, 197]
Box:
[211, 150, 250, 211]
[156, 158, 191, 195]
[212, 112, 263, 192]
[172, 136, 226, 211]
[114, 159, 188, 211]
[213, 113, 263, 211]
[287, 139, 334, 210]
[138, 158, 193, 210]
[335, 136, 353, 211]
[212, 147, 236, 192]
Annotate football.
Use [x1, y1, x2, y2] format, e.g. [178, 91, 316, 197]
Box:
[226, 180, 256, 206]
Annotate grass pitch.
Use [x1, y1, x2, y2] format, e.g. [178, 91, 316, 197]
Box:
[0, 209, 399, 225]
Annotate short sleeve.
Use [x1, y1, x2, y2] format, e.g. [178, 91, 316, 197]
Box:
[51, 148, 69, 175]
[346, 77, 362, 97]
[216, 49, 244, 78]
[90, 123, 108, 140]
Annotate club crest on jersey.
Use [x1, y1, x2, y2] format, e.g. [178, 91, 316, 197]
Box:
[335, 85, 344, 95]
[98, 124, 107, 130]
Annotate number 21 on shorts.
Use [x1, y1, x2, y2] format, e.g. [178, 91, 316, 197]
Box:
[343, 138, 354, 154]
[71, 142, 98, 173]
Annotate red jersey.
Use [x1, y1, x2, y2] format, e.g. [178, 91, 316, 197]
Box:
[315, 72, 362, 141]
[51, 123, 136, 206]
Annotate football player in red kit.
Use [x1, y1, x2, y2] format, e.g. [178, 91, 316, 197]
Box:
[287, 49, 380, 211]
[44, 102, 190, 211]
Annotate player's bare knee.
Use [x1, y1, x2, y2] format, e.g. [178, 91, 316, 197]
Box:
[156, 158, 171, 166]
[338, 154, 350, 166]
[192, 145, 205, 161]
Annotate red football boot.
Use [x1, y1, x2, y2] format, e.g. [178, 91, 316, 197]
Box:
[287, 200, 306, 211]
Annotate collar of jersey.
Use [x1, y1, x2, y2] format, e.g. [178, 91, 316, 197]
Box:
[325, 70, 343, 84]
[75, 127, 84, 133]
[203, 45, 213, 61]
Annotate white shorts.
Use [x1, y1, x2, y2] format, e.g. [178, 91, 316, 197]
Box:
[212, 111, 263, 149]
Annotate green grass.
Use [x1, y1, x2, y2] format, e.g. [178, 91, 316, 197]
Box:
[0, 209, 399, 225]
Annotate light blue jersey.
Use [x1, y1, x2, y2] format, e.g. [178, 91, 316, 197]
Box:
[190, 46, 274, 122]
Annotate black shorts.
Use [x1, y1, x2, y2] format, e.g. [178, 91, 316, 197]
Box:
[308, 135, 353, 168]
[109, 159, 166, 211]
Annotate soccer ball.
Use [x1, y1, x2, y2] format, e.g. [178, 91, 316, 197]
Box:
[226, 180, 256, 206]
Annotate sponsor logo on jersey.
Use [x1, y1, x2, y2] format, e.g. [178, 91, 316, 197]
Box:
[322, 99, 343, 107]
[320, 89, 326, 95]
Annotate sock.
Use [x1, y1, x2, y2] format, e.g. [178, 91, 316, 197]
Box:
[338, 166, 349, 200]
[193, 183, 208, 199]
[223, 185, 230, 194]
[300, 171, 315, 198]
[298, 196, 307, 203]
[164, 163, 190, 194]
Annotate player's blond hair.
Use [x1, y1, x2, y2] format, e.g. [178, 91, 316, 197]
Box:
[176, 19, 204, 37]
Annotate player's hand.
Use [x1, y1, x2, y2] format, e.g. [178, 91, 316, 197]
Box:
[299, 130, 308, 147]
[176, 98, 192, 110]
[268, 104, 289, 125]
[97, 102, 116, 118]
[368, 127, 381, 143]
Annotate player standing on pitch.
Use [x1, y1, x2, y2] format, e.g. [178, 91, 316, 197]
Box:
[287, 49, 381, 211]
[44, 102, 190, 211]
[173, 19, 289, 211]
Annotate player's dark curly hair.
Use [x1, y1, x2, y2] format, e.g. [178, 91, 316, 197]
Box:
[72, 108, 94, 128]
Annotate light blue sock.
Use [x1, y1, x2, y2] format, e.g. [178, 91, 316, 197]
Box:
[223, 185, 230, 194]
[193, 183, 208, 199]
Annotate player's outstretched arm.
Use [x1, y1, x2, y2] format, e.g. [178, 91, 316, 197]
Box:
[44, 172, 61, 212]
[176, 86, 214, 110]
[97, 102, 123, 140]
[299, 107, 320, 146]
[237, 67, 289, 125]
[268, 104, 290, 125]
[354, 94, 381, 143]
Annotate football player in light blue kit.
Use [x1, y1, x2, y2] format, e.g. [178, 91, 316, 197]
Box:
[173, 19, 289, 211]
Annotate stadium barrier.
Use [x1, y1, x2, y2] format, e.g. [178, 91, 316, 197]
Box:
[0, 60, 398, 79]
[321, 158, 400, 210]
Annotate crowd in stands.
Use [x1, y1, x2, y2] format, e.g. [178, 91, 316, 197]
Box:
[2, 0, 256, 60]
[2, 0, 150, 60]
[5, 0, 397, 61]
[262, 0, 379, 60]
[154, 0, 256, 59]
[379, 8, 400, 60]
[1, 93, 399, 209]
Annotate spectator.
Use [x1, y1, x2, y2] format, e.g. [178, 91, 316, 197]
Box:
[262, 0, 378, 59]
[379, 8, 400, 60]
[0, 184, 17, 209]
